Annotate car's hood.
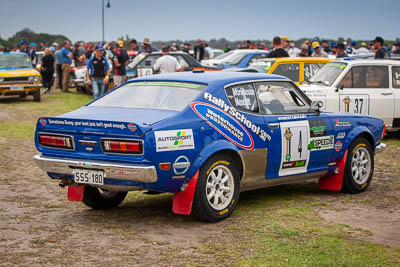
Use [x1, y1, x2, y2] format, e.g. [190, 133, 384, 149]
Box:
[0, 68, 39, 76]
[299, 83, 330, 96]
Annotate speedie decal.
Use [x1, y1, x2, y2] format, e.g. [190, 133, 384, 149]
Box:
[191, 102, 254, 149]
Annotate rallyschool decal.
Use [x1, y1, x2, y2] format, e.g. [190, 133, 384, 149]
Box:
[191, 102, 254, 149]
[154, 129, 194, 152]
[202, 92, 271, 142]
[308, 136, 334, 151]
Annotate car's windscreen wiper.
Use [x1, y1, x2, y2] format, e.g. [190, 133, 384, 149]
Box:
[309, 80, 328, 86]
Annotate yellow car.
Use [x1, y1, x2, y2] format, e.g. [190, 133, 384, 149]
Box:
[232, 57, 332, 84]
[0, 52, 42, 101]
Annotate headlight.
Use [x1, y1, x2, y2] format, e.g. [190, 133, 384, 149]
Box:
[0, 77, 3, 83]
[34, 76, 40, 82]
[28, 76, 34, 82]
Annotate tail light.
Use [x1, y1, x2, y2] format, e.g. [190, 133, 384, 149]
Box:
[101, 139, 143, 155]
[381, 124, 386, 139]
[38, 133, 74, 150]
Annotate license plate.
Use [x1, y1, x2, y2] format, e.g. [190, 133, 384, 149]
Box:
[73, 169, 105, 185]
[10, 85, 24, 91]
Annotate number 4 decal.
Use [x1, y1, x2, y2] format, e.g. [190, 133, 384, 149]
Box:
[279, 121, 310, 177]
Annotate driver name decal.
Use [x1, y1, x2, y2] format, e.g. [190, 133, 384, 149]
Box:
[191, 102, 254, 150]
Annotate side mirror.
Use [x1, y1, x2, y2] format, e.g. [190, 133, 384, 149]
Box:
[311, 100, 323, 112]
[335, 84, 344, 92]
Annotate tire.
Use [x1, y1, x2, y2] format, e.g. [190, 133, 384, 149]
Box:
[33, 89, 41, 102]
[192, 154, 240, 222]
[19, 92, 27, 98]
[82, 186, 127, 209]
[342, 137, 374, 194]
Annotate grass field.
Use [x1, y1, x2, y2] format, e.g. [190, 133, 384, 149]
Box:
[0, 90, 399, 266]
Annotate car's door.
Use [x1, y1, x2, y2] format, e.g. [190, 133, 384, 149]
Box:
[335, 65, 394, 126]
[391, 65, 400, 127]
[254, 81, 335, 178]
[174, 55, 190, 71]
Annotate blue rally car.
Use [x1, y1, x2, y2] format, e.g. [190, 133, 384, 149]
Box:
[34, 71, 385, 222]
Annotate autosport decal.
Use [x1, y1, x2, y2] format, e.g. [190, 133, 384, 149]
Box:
[154, 129, 195, 152]
[191, 102, 254, 150]
[202, 92, 271, 142]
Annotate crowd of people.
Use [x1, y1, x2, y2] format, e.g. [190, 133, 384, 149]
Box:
[1, 35, 399, 99]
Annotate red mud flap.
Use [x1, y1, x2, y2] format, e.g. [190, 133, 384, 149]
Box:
[68, 185, 84, 201]
[172, 171, 199, 215]
[318, 150, 348, 191]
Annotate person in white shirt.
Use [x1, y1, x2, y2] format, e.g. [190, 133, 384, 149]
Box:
[356, 42, 369, 54]
[287, 42, 301, 57]
[153, 47, 182, 74]
[204, 43, 214, 59]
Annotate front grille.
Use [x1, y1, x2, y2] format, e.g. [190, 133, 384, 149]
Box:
[3, 77, 30, 83]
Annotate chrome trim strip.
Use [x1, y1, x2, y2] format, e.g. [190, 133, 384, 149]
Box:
[240, 171, 327, 192]
[0, 84, 42, 88]
[34, 155, 157, 183]
[78, 140, 98, 146]
[37, 132, 75, 151]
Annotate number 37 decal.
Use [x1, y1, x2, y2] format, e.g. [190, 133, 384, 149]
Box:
[339, 95, 369, 115]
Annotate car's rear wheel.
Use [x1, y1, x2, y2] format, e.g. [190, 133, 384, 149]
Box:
[192, 154, 240, 222]
[33, 89, 41, 102]
[82, 186, 127, 209]
[342, 137, 374, 194]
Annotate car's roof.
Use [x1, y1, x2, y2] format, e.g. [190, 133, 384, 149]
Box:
[131, 71, 287, 85]
[253, 57, 332, 63]
[0, 52, 28, 56]
[231, 49, 268, 54]
[333, 59, 400, 65]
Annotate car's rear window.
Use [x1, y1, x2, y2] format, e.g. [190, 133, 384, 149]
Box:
[89, 81, 206, 111]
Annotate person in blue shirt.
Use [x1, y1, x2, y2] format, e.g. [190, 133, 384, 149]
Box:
[55, 44, 63, 89]
[61, 40, 73, 92]
[86, 44, 110, 99]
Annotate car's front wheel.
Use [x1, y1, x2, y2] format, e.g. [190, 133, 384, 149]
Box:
[82, 186, 127, 209]
[33, 89, 41, 102]
[342, 137, 374, 194]
[192, 154, 240, 222]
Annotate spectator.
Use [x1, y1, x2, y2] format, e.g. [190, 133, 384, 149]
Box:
[113, 40, 129, 86]
[393, 43, 400, 55]
[346, 41, 357, 54]
[258, 42, 268, 51]
[330, 42, 337, 56]
[288, 42, 300, 57]
[73, 42, 85, 67]
[204, 43, 214, 59]
[335, 43, 348, 58]
[86, 44, 110, 99]
[267, 36, 289, 58]
[61, 40, 73, 93]
[130, 39, 138, 51]
[18, 40, 29, 55]
[311, 42, 328, 58]
[153, 46, 182, 74]
[356, 42, 369, 54]
[224, 43, 231, 53]
[299, 44, 309, 57]
[373, 36, 390, 59]
[321, 40, 331, 53]
[40, 48, 55, 94]
[281, 36, 291, 50]
[29, 43, 38, 67]
[194, 39, 205, 61]
[54, 44, 63, 89]
[182, 43, 191, 54]
[138, 38, 157, 54]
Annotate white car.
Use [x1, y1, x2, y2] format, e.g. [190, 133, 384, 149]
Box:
[300, 59, 400, 129]
[201, 49, 268, 68]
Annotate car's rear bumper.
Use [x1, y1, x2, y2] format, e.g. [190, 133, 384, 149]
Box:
[34, 154, 158, 183]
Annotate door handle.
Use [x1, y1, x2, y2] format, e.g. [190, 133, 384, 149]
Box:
[268, 123, 279, 129]
[381, 92, 393, 96]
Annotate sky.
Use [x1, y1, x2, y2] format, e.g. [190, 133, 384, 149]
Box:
[0, 0, 399, 43]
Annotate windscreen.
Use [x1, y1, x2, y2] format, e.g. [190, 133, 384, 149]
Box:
[222, 53, 246, 65]
[309, 62, 348, 86]
[248, 60, 276, 73]
[0, 54, 32, 68]
[89, 81, 206, 111]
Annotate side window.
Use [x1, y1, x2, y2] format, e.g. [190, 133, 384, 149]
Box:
[225, 83, 259, 113]
[176, 56, 189, 68]
[255, 81, 309, 115]
[304, 63, 325, 82]
[365, 66, 389, 88]
[339, 69, 353, 88]
[392, 66, 400, 88]
[248, 54, 267, 66]
[272, 63, 300, 82]
[138, 55, 160, 68]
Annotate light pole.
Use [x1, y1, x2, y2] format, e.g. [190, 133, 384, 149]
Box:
[102, 0, 111, 43]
